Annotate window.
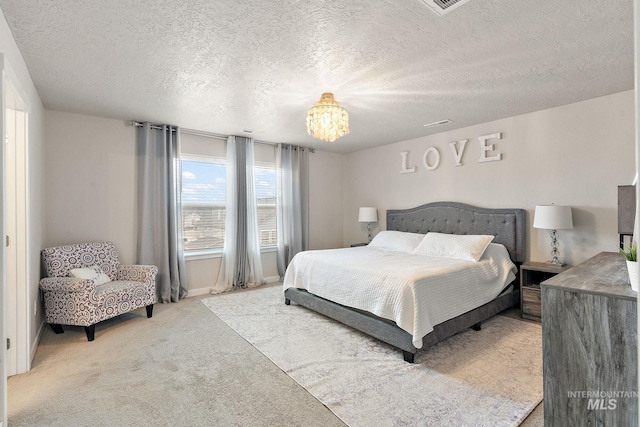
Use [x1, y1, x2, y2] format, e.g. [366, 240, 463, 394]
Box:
[255, 162, 277, 246]
[182, 156, 226, 252]
[181, 156, 277, 253]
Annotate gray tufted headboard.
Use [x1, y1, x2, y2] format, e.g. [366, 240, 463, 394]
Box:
[387, 201, 525, 263]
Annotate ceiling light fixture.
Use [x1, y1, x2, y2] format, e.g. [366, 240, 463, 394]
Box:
[306, 92, 349, 143]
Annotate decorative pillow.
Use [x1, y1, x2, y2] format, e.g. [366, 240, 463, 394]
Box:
[412, 232, 494, 262]
[68, 266, 111, 285]
[368, 230, 426, 253]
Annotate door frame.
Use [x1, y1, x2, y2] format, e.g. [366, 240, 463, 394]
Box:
[4, 71, 29, 377]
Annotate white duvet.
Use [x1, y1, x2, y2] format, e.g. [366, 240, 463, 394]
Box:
[282, 243, 517, 348]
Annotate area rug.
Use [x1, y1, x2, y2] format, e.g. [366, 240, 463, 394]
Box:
[202, 285, 543, 427]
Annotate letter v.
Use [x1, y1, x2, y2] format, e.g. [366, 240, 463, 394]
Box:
[449, 139, 468, 166]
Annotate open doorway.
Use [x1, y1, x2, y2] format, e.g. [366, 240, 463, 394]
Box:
[4, 71, 29, 377]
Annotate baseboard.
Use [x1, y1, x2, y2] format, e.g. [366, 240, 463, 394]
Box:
[30, 319, 46, 368]
[186, 276, 281, 298]
[186, 287, 213, 298]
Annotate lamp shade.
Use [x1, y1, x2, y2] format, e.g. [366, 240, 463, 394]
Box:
[533, 205, 573, 230]
[358, 207, 378, 223]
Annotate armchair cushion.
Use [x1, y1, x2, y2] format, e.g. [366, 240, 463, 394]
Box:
[69, 266, 111, 285]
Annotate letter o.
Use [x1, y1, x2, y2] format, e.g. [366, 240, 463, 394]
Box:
[422, 147, 441, 171]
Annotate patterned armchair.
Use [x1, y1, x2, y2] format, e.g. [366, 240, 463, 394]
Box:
[39, 241, 158, 341]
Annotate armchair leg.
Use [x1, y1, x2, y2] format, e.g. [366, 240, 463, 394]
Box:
[85, 325, 95, 341]
[146, 304, 154, 318]
[50, 324, 64, 334]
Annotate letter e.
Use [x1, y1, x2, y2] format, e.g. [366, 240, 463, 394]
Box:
[478, 132, 503, 163]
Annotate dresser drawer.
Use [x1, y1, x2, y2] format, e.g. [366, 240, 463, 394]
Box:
[522, 286, 541, 320]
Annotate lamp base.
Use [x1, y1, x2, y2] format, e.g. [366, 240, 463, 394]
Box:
[546, 229, 566, 266]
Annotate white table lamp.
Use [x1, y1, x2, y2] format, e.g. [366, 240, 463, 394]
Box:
[533, 205, 573, 265]
[358, 207, 378, 243]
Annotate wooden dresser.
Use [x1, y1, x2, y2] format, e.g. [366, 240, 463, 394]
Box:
[541, 252, 637, 426]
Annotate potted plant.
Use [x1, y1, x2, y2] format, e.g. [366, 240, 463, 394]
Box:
[620, 242, 638, 292]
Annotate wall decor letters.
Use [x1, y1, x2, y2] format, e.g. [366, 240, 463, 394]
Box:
[422, 147, 440, 171]
[399, 132, 503, 173]
[400, 151, 417, 174]
[478, 132, 502, 163]
[449, 139, 468, 166]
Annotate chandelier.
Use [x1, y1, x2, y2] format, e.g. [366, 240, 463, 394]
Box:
[306, 92, 350, 142]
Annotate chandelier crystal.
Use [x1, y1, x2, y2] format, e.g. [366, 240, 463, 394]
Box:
[306, 92, 350, 142]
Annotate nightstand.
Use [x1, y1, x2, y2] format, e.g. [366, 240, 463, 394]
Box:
[520, 262, 571, 322]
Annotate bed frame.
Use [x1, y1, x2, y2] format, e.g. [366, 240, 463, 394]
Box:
[284, 201, 526, 363]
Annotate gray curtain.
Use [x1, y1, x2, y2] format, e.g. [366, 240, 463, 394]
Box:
[137, 123, 188, 303]
[276, 144, 309, 277]
[214, 136, 264, 293]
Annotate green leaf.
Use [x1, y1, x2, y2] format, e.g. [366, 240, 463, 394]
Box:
[620, 242, 638, 261]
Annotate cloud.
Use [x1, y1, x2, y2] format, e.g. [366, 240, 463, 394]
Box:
[183, 171, 197, 180]
[185, 183, 219, 190]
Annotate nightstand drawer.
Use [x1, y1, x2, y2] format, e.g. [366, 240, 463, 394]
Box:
[520, 262, 571, 322]
[522, 286, 541, 320]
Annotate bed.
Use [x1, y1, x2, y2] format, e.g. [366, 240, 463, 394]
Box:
[283, 201, 525, 363]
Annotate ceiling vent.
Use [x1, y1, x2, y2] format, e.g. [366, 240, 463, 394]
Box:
[424, 119, 452, 128]
[420, 0, 471, 16]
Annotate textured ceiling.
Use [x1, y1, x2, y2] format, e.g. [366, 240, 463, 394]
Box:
[0, 0, 633, 153]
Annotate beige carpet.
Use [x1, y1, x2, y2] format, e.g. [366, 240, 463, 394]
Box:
[8, 291, 346, 427]
[203, 285, 544, 427]
[8, 284, 543, 426]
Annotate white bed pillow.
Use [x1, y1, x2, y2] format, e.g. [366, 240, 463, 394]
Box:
[412, 232, 494, 262]
[68, 266, 111, 285]
[368, 230, 426, 253]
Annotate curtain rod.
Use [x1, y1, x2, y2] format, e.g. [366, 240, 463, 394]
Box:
[129, 121, 314, 152]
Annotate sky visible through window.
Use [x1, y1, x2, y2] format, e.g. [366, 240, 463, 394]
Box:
[181, 159, 276, 204]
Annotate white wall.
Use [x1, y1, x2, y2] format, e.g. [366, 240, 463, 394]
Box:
[44, 90, 634, 286]
[43, 111, 339, 294]
[45, 111, 138, 261]
[343, 90, 636, 266]
[309, 150, 345, 250]
[0, 8, 46, 382]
